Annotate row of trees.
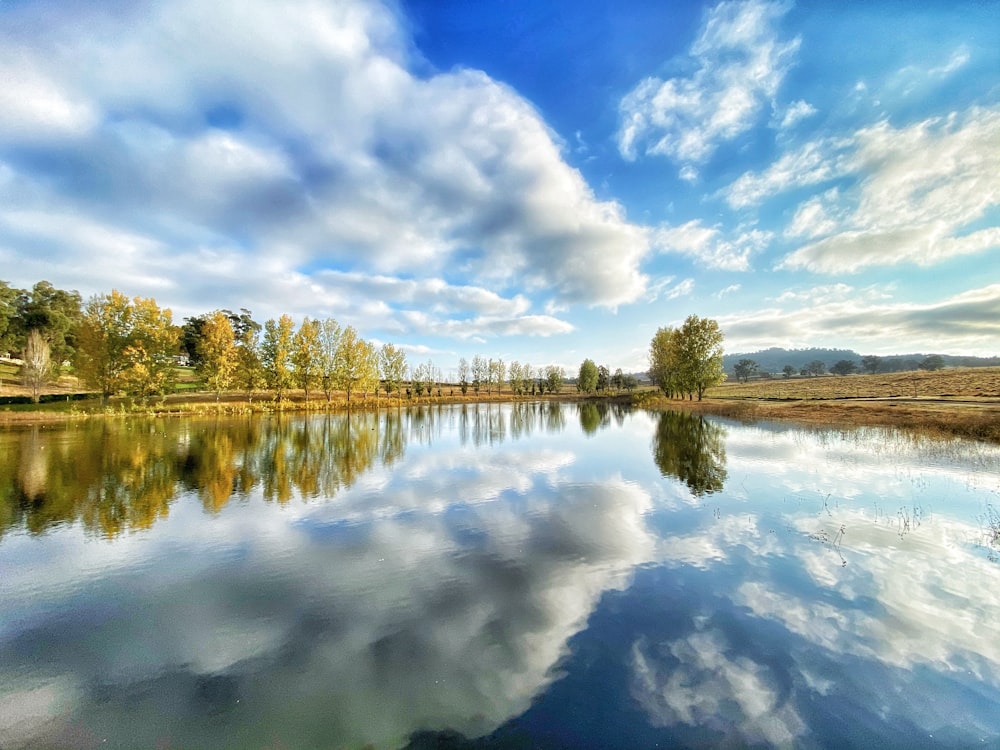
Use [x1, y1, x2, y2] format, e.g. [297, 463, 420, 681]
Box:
[731, 353, 949, 382]
[1, 280, 599, 404]
[576, 359, 639, 394]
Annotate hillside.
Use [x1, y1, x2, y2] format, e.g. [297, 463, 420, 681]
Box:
[723, 348, 1000, 375]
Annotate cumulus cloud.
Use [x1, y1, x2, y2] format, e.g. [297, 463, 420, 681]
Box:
[652, 220, 772, 271]
[0, 0, 650, 325]
[617, 0, 799, 164]
[719, 283, 1000, 354]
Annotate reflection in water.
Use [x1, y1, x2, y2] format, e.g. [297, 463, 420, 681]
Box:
[0, 403, 586, 538]
[651, 410, 728, 496]
[2, 407, 1000, 749]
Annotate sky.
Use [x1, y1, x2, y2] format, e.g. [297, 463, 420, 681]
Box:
[1, 0, 998, 375]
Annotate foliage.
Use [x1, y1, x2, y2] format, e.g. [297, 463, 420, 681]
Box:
[831, 359, 857, 376]
[471, 355, 487, 395]
[862, 355, 881, 374]
[234, 323, 264, 400]
[544, 365, 564, 394]
[578, 358, 598, 393]
[334, 326, 378, 402]
[292, 317, 322, 400]
[379, 343, 407, 399]
[75, 290, 179, 401]
[197, 311, 238, 398]
[261, 315, 295, 399]
[597, 364, 610, 392]
[782, 365, 795, 378]
[649, 315, 725, 400]
[920, 355, 945, 371]
[733, 358, 758, 383]
[317, 318, 342, 401]
[457, 357, 470, 395]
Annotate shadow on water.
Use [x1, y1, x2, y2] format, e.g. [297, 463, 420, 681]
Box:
[650, 410, 728, 496]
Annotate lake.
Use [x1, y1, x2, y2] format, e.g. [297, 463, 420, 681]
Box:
[2, 403, 999, 749]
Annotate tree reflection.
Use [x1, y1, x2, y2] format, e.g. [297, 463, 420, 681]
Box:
[651, 411, 728, 496]
[0, 403, 592, 537]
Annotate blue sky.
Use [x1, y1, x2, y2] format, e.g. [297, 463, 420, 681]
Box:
[1, 0, 997, 375]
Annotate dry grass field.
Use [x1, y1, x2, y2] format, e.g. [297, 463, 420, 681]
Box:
[709, 367, 1000, 401]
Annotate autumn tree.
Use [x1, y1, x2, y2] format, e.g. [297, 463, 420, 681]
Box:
[334, 326, 377, 403]
[261, 315, 295, 400]
[22, 329, 51, 403]
[316, 318, 342, 402]
[75, 291, 179, 402]
[197, 311, 238, 399]
[578, 359, 598, 393]
[471, 355, 487, 395]
[292, 317, 322, 401]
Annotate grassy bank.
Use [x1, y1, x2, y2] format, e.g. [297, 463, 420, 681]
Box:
[2, 367, 999, 444]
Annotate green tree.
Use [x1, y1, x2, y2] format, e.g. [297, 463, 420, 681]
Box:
[806, 360, 826, 377]
[261, 315, 295, 400]
[782, 364, 795, 379]
[471, 355, 487, 395]
[292, 317, 322, 401]
[234, 323, 264, 401]
[919, 355, 945, 371]
[648, 326, 681, 397]
[861, 355, 881, 375]
[544, 364, 564, 394]
[578, 358, 598, 393]
[675, 315, 725, 400]
[0, 280, 21, 356]
[597, 364, 610, 392]
[733, 358, 758, 383]
[611, 367, 625, 392]
[197, 311, 238, 399]
[22, 329, 51, 403]
[12, 281, 82, 372]
[830, 359, 857, 376]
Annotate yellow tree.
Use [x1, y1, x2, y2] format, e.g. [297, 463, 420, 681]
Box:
[317, 317, 342, 402]
[334, 326, 378, 403]
[75, 290, 134, 402]
[261, 315, 295, 400]
[291, 317, 322, 401]
[197, 311, 238, 400]
[120, 296, 179, 401]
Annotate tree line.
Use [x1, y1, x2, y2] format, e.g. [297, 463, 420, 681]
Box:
[0, 279, 614, 404]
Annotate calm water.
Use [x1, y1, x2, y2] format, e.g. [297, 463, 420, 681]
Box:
[2, 403, 999, 749]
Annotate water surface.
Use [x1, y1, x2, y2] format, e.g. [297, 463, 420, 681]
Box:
[2, 403, 999, 748]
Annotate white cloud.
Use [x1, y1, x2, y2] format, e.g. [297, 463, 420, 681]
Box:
[653, 220, 772, 271]
[720, 283, 1000, 355]
[0, 0, 651, 321]
[783, 189, 842, 239]
[714, 283, 742, 298]
[618, 0, 799, 164]
[778, 99, 816, 129]
[724, 137, 849, 209]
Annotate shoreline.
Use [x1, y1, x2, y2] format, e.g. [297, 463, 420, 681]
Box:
[3, 390, 999, 444]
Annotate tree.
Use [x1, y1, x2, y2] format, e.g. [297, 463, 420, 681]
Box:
[648, 326, 681, 397]
[544, 365, 564, 394]
[317, 318, 342, 402]
[120, 296, 179, 400]
[12, 281, 82, 371]
[611, 367, 625, 392]
[649, 316, 725, 400]
[861, 355, 881, 375]
[577, 359, 598, 393]
[597, 365, 610, 393]
[197, 311, 238, 399]
[261, 315, 295, 400]
[379, 343, 407, 400]
[234, 322, 264, 401]
[0, 280, 20, 357]
[490, 358, 506, 396]
[75, 291, 179, 402]
[919, 355, 945, 371]
[830, 359, 857, 376]
[782, 365, 795, 379]
[806, 360, 826, 377]
[334, 326, 377, 403]
[457, 357, 470, 395]
[733, 359, 758, 383]
[22, 329, 51, 403]
[291, 317, 322, 400]
[471, 355, 487, 395]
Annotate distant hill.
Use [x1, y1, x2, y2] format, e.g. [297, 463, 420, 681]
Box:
[723, 347, 1000, 376]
